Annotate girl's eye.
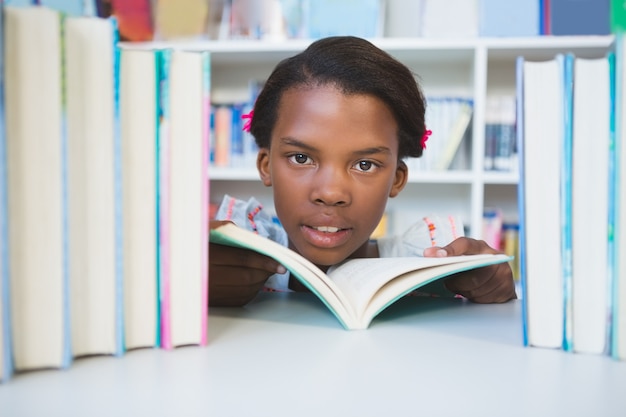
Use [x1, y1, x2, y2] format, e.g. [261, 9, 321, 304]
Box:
[355, 160, 375, 172]
[289, 153, 312, 165]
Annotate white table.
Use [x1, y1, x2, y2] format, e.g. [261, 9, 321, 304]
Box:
[2, 292, 625, 417]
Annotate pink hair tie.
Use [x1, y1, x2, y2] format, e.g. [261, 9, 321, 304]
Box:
[421, 129, 432, 149]
[242, 109, 254, 133]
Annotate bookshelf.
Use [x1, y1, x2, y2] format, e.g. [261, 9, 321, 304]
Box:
[190, 35, 614, 238]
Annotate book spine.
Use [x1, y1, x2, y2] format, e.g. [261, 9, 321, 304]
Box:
[0, 2, 13, 382]
[156, 48, 172, 349]
[110, 16, 125, 357]
[200, 51, 210, 346]
[562, 54, 574, 352]
[515, 56, 529, 347]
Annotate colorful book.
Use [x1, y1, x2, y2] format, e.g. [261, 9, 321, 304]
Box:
[119, 46, 159, 351]
[152, 0, 209, 40]
[517, 55, 567, 349]
[64, 14, 124, 358]
[4, 5, 71, 371]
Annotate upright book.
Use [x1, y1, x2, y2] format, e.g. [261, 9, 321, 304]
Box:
[4, 5, 71, 371]
[119, 46, 159, 351]
[570, 54, 613, 355]
[517, 55, 567, 349]
[210, 222, 512, 330]
[64, 14, 124, 358]
[157, 49, 210, 349]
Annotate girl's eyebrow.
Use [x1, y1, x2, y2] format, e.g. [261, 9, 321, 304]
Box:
[279, 137, 392, 156]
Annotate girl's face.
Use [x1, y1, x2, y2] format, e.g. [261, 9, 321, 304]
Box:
[257, 85, 408, 268]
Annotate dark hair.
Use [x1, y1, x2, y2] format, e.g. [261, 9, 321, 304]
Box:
[249, 36, 427, 159]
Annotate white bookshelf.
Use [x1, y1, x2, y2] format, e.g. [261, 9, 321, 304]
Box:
[190, 35, 615, 238]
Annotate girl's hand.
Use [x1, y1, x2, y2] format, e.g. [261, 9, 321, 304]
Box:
[423, 237, 517, 303]
[209, 220, 286, 306]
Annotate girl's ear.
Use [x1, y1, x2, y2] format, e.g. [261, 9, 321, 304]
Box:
[256, 148, 272, 186]
[389, 160, 408, 198]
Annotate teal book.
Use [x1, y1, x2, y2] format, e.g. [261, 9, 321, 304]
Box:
[210, 222, 512, 330]
[612, 0, 626, 33]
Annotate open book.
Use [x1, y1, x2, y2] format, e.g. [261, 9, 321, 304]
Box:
[210, 223, 512, 330]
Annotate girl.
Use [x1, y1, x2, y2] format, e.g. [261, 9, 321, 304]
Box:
[209, 36, 516, 306]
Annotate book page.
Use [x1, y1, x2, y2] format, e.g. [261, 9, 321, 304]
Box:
[328, 255, 510, 327]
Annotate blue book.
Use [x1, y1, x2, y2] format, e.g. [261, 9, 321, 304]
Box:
[550, 0, 611, 35]
[479, 0, 540, 37]
[302, 0, 381, 38]
[561, 54, 574, 352]
[0, 3, 14, 384]
[40, 0, 86, 15]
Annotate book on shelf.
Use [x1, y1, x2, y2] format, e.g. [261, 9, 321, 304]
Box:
[210, 222, 512, 330]
[40, 0, 88, 15]
[569, 54, 613, 355]
[517, 54, 567, 350]
[119, 47, 159, 351]
[434, 99, 473, 171]
[484, 96, 517, 172]
[478, 0, 540, 37]
[156, 48, 210, 349]
[109, 0, 154, 41]
[65, 14, 124, 358]
[547, 0, 611, 36]
[302, 0, 382, 39]
[613, 0, 626, 33]
[152, 0, 209, 41]
[4, 5, 72, 371]
[612, 33, 626, 361]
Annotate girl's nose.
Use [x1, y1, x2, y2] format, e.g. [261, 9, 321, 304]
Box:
[310, 166, 351, 207]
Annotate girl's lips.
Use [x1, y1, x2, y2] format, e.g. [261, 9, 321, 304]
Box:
[300, 224, 352, 248]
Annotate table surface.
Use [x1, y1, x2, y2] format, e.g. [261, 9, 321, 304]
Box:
[2, 291, 626, 417]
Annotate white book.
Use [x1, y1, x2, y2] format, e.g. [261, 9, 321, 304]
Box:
[571, 55, 612, 355]
[518, 55, 566, 349]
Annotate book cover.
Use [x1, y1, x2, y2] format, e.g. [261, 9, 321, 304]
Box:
[210, 222, 512, 330]
[64, 14, 123, 358]
[549, 0, 611, 35]
[479, 0, 540, 37]
[5, 5, 71, 371]
[119, 47, 159, 351]
[518, 55, 567, 349]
